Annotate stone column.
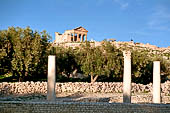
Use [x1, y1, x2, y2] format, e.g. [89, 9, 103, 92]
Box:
[77, 33, 79, 42]
[80, 34, 82, 42]
[153, 61, 161, 103]
[85, 35, 87, 41]
[47, 55, 56, 101]
[73, 33, 75, 42]
[123, 51, 131, 103]
[82, 34, 84, 42]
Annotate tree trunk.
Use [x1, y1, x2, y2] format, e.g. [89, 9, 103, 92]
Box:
[19, 76, 24, 82]
[90, 72, 98, 83]
[91, 74, 94, 83]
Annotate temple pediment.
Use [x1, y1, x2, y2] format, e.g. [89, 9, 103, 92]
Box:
[74, 26, 88, 32]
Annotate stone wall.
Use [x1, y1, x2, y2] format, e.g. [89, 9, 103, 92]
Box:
[1, 81, 170, 95]
[0, 101, 170, 113]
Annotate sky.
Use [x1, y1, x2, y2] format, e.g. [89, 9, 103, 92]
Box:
[0, 0, 170, 47]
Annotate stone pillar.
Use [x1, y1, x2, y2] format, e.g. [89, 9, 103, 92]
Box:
[80, 34, 82, 42]
[73, 33, 75, 42]
[77, 33, 79, 42]
[82, 34, 84, 42]
[153, 61, 161, 103]
[123, 51, 131, 103]
[85, 35, 87, 41]
[47, 55, 56, 101]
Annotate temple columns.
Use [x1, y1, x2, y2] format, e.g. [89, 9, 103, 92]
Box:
[70, 33, 87, 42]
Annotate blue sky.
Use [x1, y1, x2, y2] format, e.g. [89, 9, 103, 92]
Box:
[0, 0, 170, 47]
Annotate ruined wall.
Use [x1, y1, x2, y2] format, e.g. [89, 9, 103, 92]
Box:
[1, 82, 170, 103]
[1, 81, 170, 95]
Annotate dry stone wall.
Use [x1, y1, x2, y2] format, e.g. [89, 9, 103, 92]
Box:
[1, 81, 170, 95]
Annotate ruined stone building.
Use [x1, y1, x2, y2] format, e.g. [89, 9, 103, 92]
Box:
[54, 26, 88, 44]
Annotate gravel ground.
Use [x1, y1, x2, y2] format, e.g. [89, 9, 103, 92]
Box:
[0, 92, 155, 103]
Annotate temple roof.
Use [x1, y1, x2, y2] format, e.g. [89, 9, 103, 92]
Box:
[73, 26, 88, 32]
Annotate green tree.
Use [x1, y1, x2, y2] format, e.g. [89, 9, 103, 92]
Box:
[0, 30, 8, 74]
[77, 42, 106, 83]
[0, 28, 15, 75]
[101, 41, 123, 81]
[35, 30, 51, 78]
[55, 46, 78, 78]
[75, 41, 124, 83]
[131, 49, 153, 84]
[0, 27, 51, 81]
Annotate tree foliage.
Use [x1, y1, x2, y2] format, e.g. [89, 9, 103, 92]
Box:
[54, 46, 78, 78]
[77, 42, 105, 82]
[0, 27, 169, 84]
[101, 41, 123, 80]
[0, 27, 51, 81]
[131, 49, 153, 83]
[49, 42, 170, 84]
[72, 41, 124, 83]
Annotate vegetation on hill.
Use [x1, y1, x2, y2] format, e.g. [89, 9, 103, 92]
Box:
[0, 27, 169, 84]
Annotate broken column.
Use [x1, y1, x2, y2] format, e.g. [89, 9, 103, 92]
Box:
[123, 51, 131, 103]
[47, 55, 56, 101]
[153, 61, 161, 103]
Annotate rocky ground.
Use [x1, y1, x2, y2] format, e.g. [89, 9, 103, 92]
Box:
[1, 92, 170, 104]
[1, 82, 170, 104]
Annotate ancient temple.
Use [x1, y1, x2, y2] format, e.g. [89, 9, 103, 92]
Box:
[54, 26, 88, 43]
